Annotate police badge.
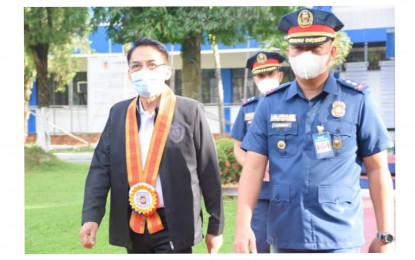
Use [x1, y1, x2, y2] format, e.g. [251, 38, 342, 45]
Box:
[169, 122, 185, 143]
[331, 101, 346, 118]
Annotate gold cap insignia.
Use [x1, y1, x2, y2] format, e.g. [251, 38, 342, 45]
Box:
[298, 10, 313, 28]
[331, 101, 346, 118]
[257, 53, 267, 64]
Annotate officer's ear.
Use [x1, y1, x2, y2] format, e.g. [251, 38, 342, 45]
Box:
[164, 65, 172, 81]
[278, 71, 284, 82]
[330, 40, 337, 58]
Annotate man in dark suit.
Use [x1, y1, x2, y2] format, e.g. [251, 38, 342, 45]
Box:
[79, 37, 224, 253]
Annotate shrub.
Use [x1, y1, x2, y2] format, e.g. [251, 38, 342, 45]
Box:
[215, 138, 241, 184]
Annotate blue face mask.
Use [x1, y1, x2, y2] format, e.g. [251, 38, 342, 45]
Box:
[130, 70, 165, 98]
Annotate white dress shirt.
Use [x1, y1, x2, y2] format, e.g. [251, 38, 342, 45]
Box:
[138, 100, 164, 208]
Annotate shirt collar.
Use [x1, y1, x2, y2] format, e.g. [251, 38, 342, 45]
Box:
[285, 73, 338, 101]
[138, 99, 156, 118]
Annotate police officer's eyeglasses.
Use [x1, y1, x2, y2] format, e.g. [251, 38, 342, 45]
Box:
[129, 62, 167, 72]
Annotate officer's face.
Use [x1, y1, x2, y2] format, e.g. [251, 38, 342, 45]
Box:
[253, 70, 283, 85]
[287, 41, 335, 57]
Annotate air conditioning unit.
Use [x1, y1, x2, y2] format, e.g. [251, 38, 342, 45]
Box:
[77, 81, 87, 94]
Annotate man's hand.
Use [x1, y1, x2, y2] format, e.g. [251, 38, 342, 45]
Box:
[368, 238, 395, 253]
[205, 234, 223, 253]
[79, 222, 99, 249]
[233, 227, 257, 253]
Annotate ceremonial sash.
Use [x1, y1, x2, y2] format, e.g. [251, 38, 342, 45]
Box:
[125, 85, 176, 234]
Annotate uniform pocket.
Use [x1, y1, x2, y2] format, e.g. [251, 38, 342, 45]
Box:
[318, 186, 358, 204]
[324, 121, 356, 157]
[270, 185, 290, 203]
[269, 122, 298, 157]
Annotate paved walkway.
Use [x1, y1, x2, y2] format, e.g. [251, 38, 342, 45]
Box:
[224, 186, 391, 253]
[54, 152, 93, 164]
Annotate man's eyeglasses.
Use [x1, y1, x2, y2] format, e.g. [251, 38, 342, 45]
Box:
[129, 62, 167, 72]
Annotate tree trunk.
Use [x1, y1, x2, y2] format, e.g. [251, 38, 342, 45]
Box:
[210, 35, 225, 137]
[31, 44, 49, 108]
[180, 32, 201, 100]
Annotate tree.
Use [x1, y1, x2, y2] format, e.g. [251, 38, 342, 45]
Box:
[203, 6, 297, 136]
[24, 7, 90, 108]
[332, 31, 353, 68]
[91, 6, 296, 136]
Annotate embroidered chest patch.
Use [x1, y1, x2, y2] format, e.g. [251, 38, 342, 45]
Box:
[169, 122, 185, 143]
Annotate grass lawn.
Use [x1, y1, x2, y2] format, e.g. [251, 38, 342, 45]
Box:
[25, 146, 236, 254]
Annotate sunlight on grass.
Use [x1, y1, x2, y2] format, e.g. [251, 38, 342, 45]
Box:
[25, 146, 237, 254]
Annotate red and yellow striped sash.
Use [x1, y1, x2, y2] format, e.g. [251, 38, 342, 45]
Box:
[125, 86, 176, 234]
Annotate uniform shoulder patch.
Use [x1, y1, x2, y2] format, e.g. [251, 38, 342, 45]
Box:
[337, 78, 369, 94]
[265, 81, 291, 96]
[242, 96, 260, 106]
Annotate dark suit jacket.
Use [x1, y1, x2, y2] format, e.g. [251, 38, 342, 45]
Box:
[82, 95, 224, 250]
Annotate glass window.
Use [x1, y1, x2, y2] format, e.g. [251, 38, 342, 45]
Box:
[48, 77, 68, 106]
[345, 42, 386, 70]
[201, 69, 216, 103]
[72, 72, 88, 105]
[173, 70, 182, 96]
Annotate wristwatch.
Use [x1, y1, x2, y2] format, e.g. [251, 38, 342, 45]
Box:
[376, 232, 395, 243]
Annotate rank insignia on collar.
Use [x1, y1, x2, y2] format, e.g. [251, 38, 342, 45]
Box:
[331, 101, 346, 118]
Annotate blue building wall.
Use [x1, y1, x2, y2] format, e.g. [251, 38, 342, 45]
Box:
[221, 69, 232, 132]
[28, 81, 37, 135]
[88, 26, 123, 53]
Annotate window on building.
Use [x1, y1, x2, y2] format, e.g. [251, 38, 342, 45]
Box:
[232, 68, 254, 103]
[48, 72, 88, 106]
[48, 77, 69, 106]
[174, 69, 218, 103]
[174, 70, 182, 96]
[201, 69, 216, 103]
[345, 42, 387, 70]
[72, 72, 88, 105]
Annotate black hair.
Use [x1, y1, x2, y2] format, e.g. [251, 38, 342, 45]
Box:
[126, 36, 169, 64]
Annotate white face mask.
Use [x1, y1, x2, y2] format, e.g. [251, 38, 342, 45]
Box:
[130, 70, 166, 97]
[288, 51, 330, 80]
[257, 78, 280, 94]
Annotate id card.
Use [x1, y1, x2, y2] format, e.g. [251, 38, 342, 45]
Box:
[313, 131, 334, 159]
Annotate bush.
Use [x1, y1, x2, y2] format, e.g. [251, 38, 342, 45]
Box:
[24, 145, 59, 172]
[215, 138, 241, 184]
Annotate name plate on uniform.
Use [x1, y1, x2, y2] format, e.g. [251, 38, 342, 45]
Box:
[245, 112, 254, 121]
[270, 114, 296, 122]
[272, 122, 292, 128]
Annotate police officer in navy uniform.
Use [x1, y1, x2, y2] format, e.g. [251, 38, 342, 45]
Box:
[233, 8, 395, 253]
[230, 51, 284, 253]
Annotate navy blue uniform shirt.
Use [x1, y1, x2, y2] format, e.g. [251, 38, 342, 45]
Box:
[230, 96, 270, 200]
[242, 74, 393, 250]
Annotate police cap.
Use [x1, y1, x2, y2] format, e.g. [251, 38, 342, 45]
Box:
[278, 8, 344, 45]
[246, 51, 285, 76]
